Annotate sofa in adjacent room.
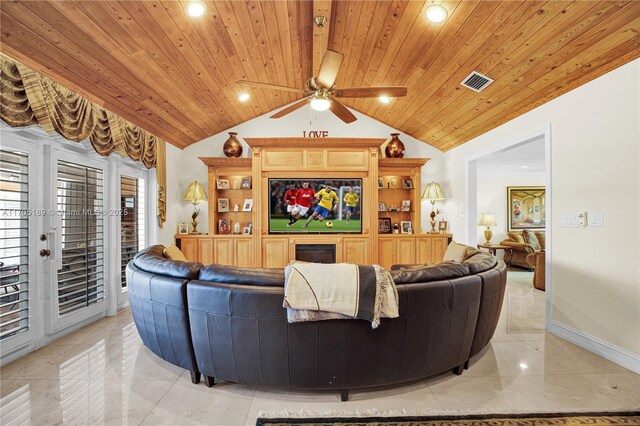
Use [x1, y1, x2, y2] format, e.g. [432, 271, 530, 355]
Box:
[500, 230, 545, 269]
[126, 245, 507, 400]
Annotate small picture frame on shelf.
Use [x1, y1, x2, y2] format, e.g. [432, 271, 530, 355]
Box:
[378, 217, 392, 234]
[242, 198, 253, 212]
[377, 178, 384, 189]
[178, 222, 189, 235]
[378, 202, 388, 211]
[438, 220, 448, 233]
[217, 198, 229, 212]
[241, 177, 252, 189]
[401, 200, 411, 212]
[216, 178, 230, 189]
[400, 221, 413, 234]
[242, 226, 252, 235]
[247, 221, 253, 229]
[402, 178, 413, 189]
[233, 222, 241, 234]
[218, 219, 231, 235]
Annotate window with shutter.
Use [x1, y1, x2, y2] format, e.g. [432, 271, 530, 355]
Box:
[120, 175, 145, 289]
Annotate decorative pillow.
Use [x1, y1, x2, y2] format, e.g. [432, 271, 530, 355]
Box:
[507, 231, 525, 244]
[523, 230, 541, 251]
[534, 232, 546, 249]
[443, 241, 470, 262]
[163, 244, 187, 262]
[391, 262, 470, 284]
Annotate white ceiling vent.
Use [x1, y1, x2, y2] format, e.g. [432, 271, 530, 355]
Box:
[460, 71, 494, 92]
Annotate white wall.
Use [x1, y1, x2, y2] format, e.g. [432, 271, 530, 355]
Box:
[443, 59, 640, 367]
[477, 175, 545, 245]
[161, 105, 444, 237]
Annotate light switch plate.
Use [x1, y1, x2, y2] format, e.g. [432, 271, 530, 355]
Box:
[559, 214, 579, 228]
[590, 212, 604, 227]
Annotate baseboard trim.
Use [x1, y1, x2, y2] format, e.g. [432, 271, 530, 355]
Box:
[548, 320, 640, 374]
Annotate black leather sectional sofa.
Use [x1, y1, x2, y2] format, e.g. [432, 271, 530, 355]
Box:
[126, 245, 506, 401]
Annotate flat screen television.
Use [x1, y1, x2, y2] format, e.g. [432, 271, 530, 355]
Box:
[269, 178, 362, 234]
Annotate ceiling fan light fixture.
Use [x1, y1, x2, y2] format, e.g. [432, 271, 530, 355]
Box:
[310, 93, 331, 111]
[238, 92, 250, 102]
[425, 4, 448, 23]
[379, 95, 391, 104]
[185, 1, 206, 18]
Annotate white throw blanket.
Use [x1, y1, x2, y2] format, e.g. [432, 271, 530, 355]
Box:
[283, 262, 399, 328]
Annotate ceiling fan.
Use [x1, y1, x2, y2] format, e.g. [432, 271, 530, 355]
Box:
[237, 49, 407, 124]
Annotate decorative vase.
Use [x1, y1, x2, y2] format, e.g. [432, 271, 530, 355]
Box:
[223, 132, 243, 158]
[385, 133, 405, 158]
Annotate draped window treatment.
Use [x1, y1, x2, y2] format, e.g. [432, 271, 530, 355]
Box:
[0, 53, 166, 228]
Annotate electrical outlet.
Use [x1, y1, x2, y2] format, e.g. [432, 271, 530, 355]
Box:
[578, 211, 588, 227]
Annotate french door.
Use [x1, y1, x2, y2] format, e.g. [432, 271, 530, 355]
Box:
[0, 140, 37, 353]
[44, 149, 108, 333]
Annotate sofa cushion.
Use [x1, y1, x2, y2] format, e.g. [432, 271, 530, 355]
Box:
[391, 261, 470, 284]
[534, 231, 546, 249]
[523, 230, 541, 251]
[443, 241, 470, 262]
[198, 264, 285, 287]
[133, 245, 202, 280]
[463, 252, 498, 274]
[390, 263, 430, 272]
[507, 231, 525, 243]
[163, 244, 187, 262]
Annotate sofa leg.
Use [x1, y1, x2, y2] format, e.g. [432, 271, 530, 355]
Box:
[464, 360, 470, 370]
[454, 364, 464, 376]
[340, 389, 349, 402]
[204, 375, 216, 388]
[190, 370, 201, 385]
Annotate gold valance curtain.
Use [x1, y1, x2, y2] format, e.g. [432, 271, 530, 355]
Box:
[0, 53, 166, 228]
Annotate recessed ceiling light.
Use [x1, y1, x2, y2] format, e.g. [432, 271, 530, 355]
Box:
[379, 95, 391, 104]
[521, 165, 529, 169]
[238, 93, 250, 102]
[425, 4, 448, 23]
[185, 1, 206, 18]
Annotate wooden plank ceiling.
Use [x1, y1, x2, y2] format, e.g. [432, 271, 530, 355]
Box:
[1, 1, 639, 151]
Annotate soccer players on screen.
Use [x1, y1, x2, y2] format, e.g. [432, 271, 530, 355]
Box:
[303, 183, 338, 228]
[343, 187, 359, 224]
[283, 184, 297, 222]
[287, 181, 314, 227]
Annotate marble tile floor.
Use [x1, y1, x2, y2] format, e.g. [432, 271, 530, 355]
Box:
[1, 271, 638, 425]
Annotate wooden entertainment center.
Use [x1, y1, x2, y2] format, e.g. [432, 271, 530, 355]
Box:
[176, 138, 451, 268]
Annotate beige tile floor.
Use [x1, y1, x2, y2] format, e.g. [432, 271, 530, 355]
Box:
[1, 271, 638, 425]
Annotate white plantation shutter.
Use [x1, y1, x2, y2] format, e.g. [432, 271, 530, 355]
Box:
[0, 148, 30, 340]
[57, 160, 105, 316]
[120, 175, 145, 289]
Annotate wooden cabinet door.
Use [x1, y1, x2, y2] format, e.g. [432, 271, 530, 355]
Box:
[397, 238, 416, 265]
[431, 236, 448, 263]
[214, 238, 234, 266]
[377, 237, 397, 269]
[262, 238, 289, 268]
[342, 238, 370, 265]
[416, 237, 432, 264]
[198, 239, 214, 265]
[235, 238, 253, 267]
[180, 238, 198, 262]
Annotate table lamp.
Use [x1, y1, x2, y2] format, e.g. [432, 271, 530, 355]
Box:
[478, 213, 497, 244]
[184, 181, 208, 233]
[421, 181, 446, 233]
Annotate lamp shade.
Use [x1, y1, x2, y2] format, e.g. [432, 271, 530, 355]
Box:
[421, 181, 446, 202]
[184, 181, 208, 204]
[478, 213, 497, 227]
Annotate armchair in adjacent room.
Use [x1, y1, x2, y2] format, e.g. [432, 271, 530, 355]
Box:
[500, 230, 545, 270]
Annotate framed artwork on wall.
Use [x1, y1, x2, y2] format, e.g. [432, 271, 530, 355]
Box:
[507, 186, 546, 231]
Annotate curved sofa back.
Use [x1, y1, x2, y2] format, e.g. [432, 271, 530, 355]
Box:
[186, 272, 487, 390]
[127, 246, 201, 373]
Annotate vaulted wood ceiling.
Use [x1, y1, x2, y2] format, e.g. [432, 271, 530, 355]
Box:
[1, 1, 638, 151]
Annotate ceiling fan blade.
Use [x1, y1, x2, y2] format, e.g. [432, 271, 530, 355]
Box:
[329, 98, 357, 124]
[316, 50, 344, 89]
[335, 86, 408, 98]
[237, 80, 304, 94]
[270, 97, 310, 119]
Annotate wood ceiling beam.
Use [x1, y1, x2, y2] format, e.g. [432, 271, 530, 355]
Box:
[312, 0, 334, 77]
